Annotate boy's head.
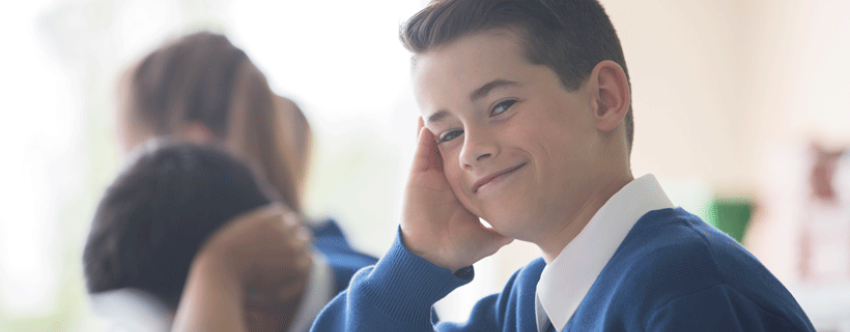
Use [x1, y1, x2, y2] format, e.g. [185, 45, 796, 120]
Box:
[402, 0, 633, 242]
[84, 143, 299, 330]
[402, 0, 632, 148]
[84, 142, 272, 305]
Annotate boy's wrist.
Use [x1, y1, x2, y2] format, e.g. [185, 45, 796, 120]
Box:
[400, 231, 466, 273]
[361, 230, 473, 326]
[173, 247, 247, 332]
[191, 248, 244, 293]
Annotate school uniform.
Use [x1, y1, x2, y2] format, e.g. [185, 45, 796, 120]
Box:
[310, 175, 815, 332]
[91, 219, 376, 332]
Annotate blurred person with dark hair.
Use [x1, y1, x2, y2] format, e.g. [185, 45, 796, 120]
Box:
[91, 31, 376, 331]
[85, 142, 312, 331]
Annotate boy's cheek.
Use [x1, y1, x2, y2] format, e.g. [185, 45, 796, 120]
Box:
[444, 170, 464, 197]
[440, 152, 483, 216]
[445, 171, 484, 218]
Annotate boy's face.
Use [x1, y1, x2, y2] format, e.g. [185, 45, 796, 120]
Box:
[414, 30, 602, 241]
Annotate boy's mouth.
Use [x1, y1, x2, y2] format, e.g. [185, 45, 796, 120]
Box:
[473, 162, 527, 194]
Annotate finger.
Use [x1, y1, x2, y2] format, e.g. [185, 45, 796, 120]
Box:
[278, 214, 312, 244]
[279, 212, 303, 238]
[282, 211, 300, 227]
[279, 212, 310, 237]
[293, 248, 313, 272]
[276, 219, 313, 265]
[202, 203, 288, 250]
[411, 127, 431, 172]
[294, 226, 312, 247]
[284, 226, 313, 254]
[417, 116, 425, 133]
[234, 203, 287, 227]
[412, 126, 442, 173]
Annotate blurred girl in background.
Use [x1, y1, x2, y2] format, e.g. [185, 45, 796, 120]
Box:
[91, 31, 375, 331]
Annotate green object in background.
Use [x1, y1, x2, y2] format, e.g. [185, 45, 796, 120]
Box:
[705, 197, 754, 243]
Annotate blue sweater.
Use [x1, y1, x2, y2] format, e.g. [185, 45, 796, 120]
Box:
[311, 208, 815, 331]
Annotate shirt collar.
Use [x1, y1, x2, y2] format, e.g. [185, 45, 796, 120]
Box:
[535, 174, 674, 332]
[89, 251, 333, 332]
[90, 288, 173, 331]
[90, 253, 333, 332]
[286, 250, 334, 332]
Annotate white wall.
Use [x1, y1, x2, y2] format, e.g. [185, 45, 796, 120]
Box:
[606, 0, 850, 195]
[4, 0, 849, 329]
[444, 0, 850, 325]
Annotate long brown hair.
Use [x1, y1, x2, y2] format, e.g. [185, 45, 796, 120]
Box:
[121, 31, 302, 213]
[274, 95, 313, 196]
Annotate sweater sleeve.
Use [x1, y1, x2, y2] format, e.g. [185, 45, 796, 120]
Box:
[648, 284, 808, 332]
[309, 229, 504, 332]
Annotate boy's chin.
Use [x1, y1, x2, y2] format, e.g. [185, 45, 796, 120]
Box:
[481, 214, 536, 242]
[463, 200, 537, 240]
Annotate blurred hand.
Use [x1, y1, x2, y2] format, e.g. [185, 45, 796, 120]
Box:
[193, 204, 312, 304]
[401, 118, 513, 273]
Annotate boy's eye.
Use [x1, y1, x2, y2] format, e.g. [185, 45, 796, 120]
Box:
[491, 100, 517, 116]
[439, 130, 463, 143]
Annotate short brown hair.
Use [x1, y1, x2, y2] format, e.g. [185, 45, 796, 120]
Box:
[401, 0, 634, 151]
[84, 143, 272, 307]
[122, 32, 302, 212]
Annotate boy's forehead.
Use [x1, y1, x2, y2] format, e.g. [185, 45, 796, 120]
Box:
[411, 30, 539, 119]
[413, 29, 528, 74]
[412, 33, 531, 102]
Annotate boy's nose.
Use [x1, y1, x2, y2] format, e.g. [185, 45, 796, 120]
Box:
[459, 130, 498, 170]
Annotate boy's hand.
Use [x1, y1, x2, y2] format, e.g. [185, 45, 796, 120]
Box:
[401, 118, 513, 273]
[192, 204, 312, 303]
[174, 205, 312, 332]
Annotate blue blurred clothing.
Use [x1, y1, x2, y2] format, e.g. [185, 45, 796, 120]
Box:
[311, 218, 379, 295]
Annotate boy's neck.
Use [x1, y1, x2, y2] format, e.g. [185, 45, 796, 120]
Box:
[536, 171, 634, 263]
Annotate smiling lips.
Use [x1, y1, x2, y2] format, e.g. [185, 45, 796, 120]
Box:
[472, 162, 527, 194]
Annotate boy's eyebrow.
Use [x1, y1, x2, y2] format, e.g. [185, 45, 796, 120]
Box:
[426, 79, 520, 125]
[469, 79, 520, 102]
[427, 110, 450, 125]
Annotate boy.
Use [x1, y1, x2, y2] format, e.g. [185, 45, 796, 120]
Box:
[83, 142, 376, 331]
[174, 0, 815, 331]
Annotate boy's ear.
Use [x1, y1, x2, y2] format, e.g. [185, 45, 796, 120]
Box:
[590, 60, 630, 132]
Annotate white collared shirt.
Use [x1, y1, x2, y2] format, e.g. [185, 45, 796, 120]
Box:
[286, 251, 334, 332]
[90, 251, 334, 332]
[90, 288, 173, 331]
[534, 174, 675, 332]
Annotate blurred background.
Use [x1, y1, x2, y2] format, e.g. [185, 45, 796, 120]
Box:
[1, 0, 849, 331]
